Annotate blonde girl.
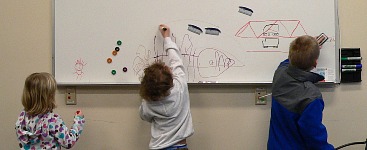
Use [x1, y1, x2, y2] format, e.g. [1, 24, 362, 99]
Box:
[15, 72, 85, 149]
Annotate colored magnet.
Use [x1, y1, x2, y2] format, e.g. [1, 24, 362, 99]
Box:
[111, 70, 116, 75]
[112, 50, 117, 56]
[107, 58, 112, 63]
[115, 47, 120, 51]
[123, 67, 128, 72]
[117, 40, 122, 45]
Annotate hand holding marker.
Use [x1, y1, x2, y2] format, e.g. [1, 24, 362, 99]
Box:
[76, 109, 84, 117]
[159, 24, 170, 38]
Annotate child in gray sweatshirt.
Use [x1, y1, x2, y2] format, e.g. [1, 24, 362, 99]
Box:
[139, 24, 194, 150]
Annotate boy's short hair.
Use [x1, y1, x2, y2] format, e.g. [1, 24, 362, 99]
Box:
[140, 61, 174, 101]
[289, 35, 320, 71]
[22, 72, 57, 116]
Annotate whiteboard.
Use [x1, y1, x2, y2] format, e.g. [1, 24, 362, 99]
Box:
[53, 0, 340, 85]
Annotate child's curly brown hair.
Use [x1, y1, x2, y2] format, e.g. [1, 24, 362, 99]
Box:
[140, 61, 174, 101]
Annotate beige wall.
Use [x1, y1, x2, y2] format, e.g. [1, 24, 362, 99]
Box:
[1, 1, 367, 149]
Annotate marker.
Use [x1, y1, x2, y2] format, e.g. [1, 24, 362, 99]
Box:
[342, 69, 362, 72]
[341, 57, 362, 61]
[341, 64, 362, 69]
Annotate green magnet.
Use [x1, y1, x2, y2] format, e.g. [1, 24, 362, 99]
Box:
[117, 40, 122, 46]
[111, 70, 116, 75]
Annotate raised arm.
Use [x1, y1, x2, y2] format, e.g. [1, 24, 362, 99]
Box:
[50, 112, 85, 149]
[159, 24, 186, 78]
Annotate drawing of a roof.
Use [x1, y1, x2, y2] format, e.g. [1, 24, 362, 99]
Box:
[235, 20, 308, 38]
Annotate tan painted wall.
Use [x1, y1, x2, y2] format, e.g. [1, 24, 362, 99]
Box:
[1, 0, 367, 149]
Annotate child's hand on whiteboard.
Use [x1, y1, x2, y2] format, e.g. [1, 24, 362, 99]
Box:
[315, 33, 328, 49]
[313, 36, 323, 50]
[159, 24, 170, 38]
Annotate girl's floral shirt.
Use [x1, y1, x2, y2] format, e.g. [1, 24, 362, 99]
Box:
[15, 111, 85, 150]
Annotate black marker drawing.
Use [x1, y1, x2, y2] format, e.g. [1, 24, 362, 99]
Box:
[262, 24, 279, 48]
[197, 47, 235, 78]
[133, 45, 152, 76]
[133, 34, 244, 81]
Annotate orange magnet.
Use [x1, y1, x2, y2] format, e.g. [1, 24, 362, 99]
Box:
[107, 58, 112, 63]
[112, 50, 117, 56]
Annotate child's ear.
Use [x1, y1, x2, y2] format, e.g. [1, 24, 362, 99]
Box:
[314, 59, 318, 68]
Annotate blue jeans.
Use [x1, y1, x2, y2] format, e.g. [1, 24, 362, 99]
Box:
[161, 144, 188, 150]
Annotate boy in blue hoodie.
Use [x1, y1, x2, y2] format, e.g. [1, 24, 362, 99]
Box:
[267, 35, 334, 150]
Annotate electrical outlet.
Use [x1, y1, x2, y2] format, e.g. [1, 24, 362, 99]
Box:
[255, 88, 267, 105]
[65, 87, 77, 105]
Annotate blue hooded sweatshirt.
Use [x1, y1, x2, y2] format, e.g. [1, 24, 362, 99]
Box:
[267, 59, 334, 150]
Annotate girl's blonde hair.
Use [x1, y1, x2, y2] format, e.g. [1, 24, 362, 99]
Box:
[22, 72, 57, 116]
